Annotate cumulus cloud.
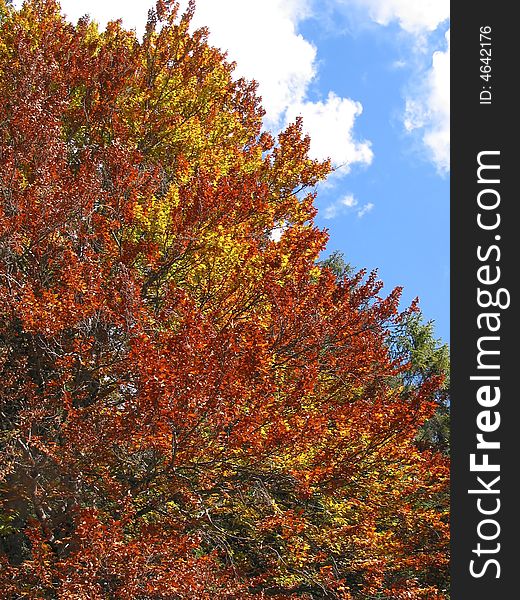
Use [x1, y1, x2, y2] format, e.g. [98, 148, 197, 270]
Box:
[337, 0, 450, 172]
[185, 0, 316, 126]
[181, 0, 372, 174]
[404, 29, 450, 173]
[52, 0, 153, 36]
[340, 194, 358, 208]
[269, 221, 288, 242]
[16, 0, 449, 175]
[286, 92, 373, 175]
[323, 194, 374, 219]
[350, 0, 449, 34]
[18, 0, 372, 177]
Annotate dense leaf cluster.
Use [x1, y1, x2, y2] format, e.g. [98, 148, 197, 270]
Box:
[0, 2, 449, 598]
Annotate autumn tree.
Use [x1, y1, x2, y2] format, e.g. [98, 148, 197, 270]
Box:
[0, 1, 449, 598]
[321, 250, 450, 454]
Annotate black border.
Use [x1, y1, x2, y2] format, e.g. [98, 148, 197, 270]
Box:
[451, 3, 516, 597]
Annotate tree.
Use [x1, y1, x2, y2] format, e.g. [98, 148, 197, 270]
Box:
[0, 2, 449, 598]
[318, 251, 355, 280]
[387, 310, 450, 455]
[321, 251, 450, 454]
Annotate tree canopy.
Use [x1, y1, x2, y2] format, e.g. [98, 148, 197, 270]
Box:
[0, 2, 449, 598]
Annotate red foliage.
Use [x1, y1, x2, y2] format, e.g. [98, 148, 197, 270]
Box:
[0, 2, 448, 598]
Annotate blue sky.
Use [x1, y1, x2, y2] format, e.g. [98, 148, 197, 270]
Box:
[17, 0, 450, 342]
[299, 11, 450, 342]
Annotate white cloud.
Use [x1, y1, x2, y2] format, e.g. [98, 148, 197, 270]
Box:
[53, 0, 154, 35]
[392, 59, 407, 69]
[357, 202, 374, 218]
[323, 204, 337, 219]
[324, 194, 357, 219]
[350, 0, 449, 34]
[335, 0, 450, 173]
[286, 92, 373, 175]
[13, 0, 373, 177]
[15, 0, 449, 176]
[340, 194, 358, 208]
[323, 194, 373, 219]
[269, 221, 288, 242]
[50, 0, 450, 41]
[185, 1, 372, 174]
[404, 29, 450, 173]
[183, 0, 317, 126]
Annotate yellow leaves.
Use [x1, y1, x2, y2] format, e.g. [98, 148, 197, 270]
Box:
[268, 118, 331, 197]
[0, 3, 449, 597]
[81, 18, 102, 48]
[199, 224, 245, 262]
[132, 193, 171, 241]
[286, 536, 311, 567]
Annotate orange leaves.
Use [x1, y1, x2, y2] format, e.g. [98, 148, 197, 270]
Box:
[0, 1, 448, 598]
[267, 118, 331, 196]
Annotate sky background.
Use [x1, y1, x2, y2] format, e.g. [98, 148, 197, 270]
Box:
[17, 0, 450, 342]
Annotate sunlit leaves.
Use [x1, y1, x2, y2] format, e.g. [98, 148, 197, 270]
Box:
[0, 1, 448, 598]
